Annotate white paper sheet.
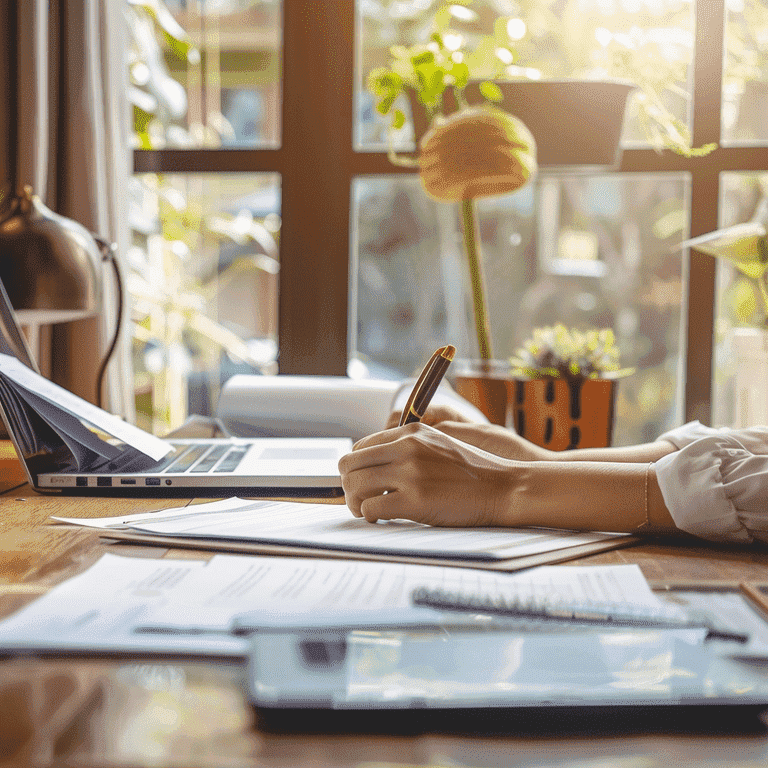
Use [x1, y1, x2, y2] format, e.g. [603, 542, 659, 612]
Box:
[53, 497, 627, 562]
[52, 497, 247, 528]
[0, 353, 172, 461]
[140, 556, 666, 633]
[0, 552, 668, 657]
[0, 553, 246, 657]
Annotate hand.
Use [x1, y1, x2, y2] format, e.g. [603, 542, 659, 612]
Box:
[386, 404, 553, 462]
[339, 423, 518, 527]
[384, 404, 474, 429]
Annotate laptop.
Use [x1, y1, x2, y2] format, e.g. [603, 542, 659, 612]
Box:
[0, 282, 351, 498]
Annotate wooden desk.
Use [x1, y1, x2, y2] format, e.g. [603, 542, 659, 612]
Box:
[4, 476, 768, 767]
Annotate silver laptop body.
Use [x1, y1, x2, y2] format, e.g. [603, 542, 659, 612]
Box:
[32, 435, 351, 496]
[0, 278, 350, 497]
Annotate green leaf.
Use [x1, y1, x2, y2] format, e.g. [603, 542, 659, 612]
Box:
[163, 31, 195, 62]
[376, 94, 396, 115]
[735, 261, 768, 280]
[133, 104, 154, 149]
[479, 80, 503, 102]
[392, 110, 406, 130]
[450, 61, 470, 89]
[411, 50, 436, 68]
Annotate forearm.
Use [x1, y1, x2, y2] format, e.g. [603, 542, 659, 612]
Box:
[552, 440, 677, 463]
[503, 460, 679, 535]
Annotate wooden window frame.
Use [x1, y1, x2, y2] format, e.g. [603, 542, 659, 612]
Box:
[133, 0, 768, 425]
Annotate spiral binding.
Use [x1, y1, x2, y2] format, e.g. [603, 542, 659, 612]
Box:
[410, 586, 746, 639]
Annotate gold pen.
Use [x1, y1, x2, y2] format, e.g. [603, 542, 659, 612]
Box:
[399, 345, 457, 427]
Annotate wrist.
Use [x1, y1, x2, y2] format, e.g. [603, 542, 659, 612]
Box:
[489, 461, 535, 527]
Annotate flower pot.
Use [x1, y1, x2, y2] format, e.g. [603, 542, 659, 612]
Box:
[410, 80, 635, 171]
[511, 378, 616, 451]
[452, 359, 511, 427]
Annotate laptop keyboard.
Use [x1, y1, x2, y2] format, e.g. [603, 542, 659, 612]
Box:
[164, 444, 247, 474]
[189, 445, 229, 473]
[212, 448, 248, 473]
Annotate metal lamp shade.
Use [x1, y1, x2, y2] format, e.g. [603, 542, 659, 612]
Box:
[0, 186, 102, 325]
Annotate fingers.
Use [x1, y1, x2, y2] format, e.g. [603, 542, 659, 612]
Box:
[384, 404, 475, 432]
[359, 490, 404, 524]
[341, 428, 429, 521]
[351, 421, 423, 452]
[341, 463, 393, 518]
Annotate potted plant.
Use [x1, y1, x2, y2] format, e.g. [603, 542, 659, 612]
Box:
[508, 324, 634, 450]
[367, 7, 540, 424]
[367, 0, 713, 424]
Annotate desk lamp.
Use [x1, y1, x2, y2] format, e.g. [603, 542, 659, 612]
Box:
[0, 186, 123, 407]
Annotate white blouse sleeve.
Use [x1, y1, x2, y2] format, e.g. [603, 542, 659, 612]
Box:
[653, 422, 768, 543]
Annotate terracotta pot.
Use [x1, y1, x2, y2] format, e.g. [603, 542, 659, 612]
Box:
[452, 359, 510, 426]
[510, 378, 616, 450]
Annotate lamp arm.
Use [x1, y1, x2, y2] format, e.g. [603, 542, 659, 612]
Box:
[92, 236, 124, 410]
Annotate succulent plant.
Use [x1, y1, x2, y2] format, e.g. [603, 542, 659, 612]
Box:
[510, 324, 634, 381]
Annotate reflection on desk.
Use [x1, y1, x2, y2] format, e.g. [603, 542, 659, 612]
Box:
[4, 472, 768, 766]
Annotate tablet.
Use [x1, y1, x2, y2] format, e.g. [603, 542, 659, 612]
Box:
[247, 626, 768, 733]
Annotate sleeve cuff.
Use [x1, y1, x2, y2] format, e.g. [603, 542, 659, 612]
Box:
[655, 420, 720, 450]
[655, 437, 755, 543]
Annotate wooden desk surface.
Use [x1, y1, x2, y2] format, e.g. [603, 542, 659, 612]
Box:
[4, 472, 768, 767]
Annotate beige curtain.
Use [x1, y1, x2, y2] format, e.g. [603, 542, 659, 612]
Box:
[5, 0, 134, 420]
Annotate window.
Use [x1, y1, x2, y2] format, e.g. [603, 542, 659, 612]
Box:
[128, 0, 282, 434]
[129, 0, 768, 440]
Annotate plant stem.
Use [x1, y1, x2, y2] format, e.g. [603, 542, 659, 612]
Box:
[460, 197, 493, 360]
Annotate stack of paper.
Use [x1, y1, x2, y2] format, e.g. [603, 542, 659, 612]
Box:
[53, 496, 638, 572]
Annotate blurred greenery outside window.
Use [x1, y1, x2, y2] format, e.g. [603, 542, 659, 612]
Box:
[127, 0, 281, 434]
[128, 0, 767, 440]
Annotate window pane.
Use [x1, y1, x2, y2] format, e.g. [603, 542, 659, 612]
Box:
[127, 0, 281, 149]
[351, 174, 687, 445]
[129, 173, 280, 434]
[712, 172, 768, 427]
[356, 0, 693, 153]
[722, 0, 768, 144]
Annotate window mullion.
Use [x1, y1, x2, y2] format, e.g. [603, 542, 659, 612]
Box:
[279, 0, 355, 375]
[684, 0, 726, 424]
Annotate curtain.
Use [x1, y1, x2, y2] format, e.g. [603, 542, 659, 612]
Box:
[8, 0, 135, 420]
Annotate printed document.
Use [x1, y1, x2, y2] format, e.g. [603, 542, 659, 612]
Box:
[53, 497, 627, 562]
[0, 553, 666, 657]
